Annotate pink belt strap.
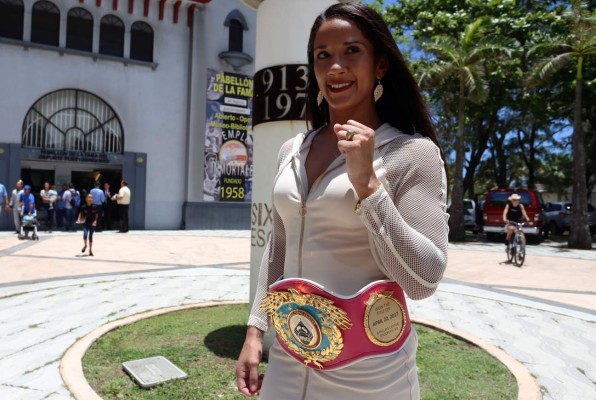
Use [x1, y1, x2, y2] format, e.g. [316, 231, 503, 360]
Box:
[261, 278, 411, 370]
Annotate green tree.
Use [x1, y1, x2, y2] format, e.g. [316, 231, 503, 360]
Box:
[377, 2, 565, 187]
[527, 1, 595, 249]
[419, 17, 512, 241]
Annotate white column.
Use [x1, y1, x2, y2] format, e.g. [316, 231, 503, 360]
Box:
[23, 8, 32, 42]
[245, 0, 344, 309]
[92, 18, 100, 53]
[124, 27, 131, 58]
[59, 10, 66, 48]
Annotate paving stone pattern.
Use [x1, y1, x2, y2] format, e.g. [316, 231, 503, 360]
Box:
[0, 231, 594, 400]
[0, 268, 250, 400]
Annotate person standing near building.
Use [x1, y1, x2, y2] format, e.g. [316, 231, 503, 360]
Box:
[62, 185, 74, 232]
[89, 181, 105, 232]
[77, 193, 99, 256]
[102, 182, 113, 230]
[69, 184, 81, 231]
[55, 183, 68, 230]
[112, 180, 131, 233]
[9, 180, 24, 233]
[40, 181, 57, 233]
[0, 182, 9, 218]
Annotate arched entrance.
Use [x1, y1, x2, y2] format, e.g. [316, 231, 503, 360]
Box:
[13, 89, 143, 230]
[22, 88, 124, 154]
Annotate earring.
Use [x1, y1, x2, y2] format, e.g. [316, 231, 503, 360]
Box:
[374, 79, 384, 102]
[317, 91, 324, 106]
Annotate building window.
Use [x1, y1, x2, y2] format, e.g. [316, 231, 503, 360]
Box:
[0, 0, 24, 40]
[219, 10, 251, 69]
[130, 21, 153, 62]
[31, 1, 60, 46]
[228, 19, 243, 52]
[223, 10, 247, 53]
[23, 89, 124, 154]
[66, 8, 93, 52]
[99, 15, 124, 57]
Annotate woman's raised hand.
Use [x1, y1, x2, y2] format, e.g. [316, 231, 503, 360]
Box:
[335, 120, 381, 200]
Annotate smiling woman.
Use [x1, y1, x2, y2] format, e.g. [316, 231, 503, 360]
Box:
[236, 3, 449, 400]
[313, 17, 382, 123]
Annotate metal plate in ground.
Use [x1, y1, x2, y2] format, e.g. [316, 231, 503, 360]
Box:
[122, 356, 187, 388]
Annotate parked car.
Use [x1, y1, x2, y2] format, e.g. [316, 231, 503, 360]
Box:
[447, 199, 480, 233]
[463, 209, 478, 232]
[482, 189, 546, 241]
[464, 198, 475, 215]
[544, 202, 596, 235]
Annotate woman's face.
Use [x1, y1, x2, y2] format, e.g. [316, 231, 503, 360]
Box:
[313, 18, 383, 113]
[86, 195, 93, 205]
[44, 182, 49, 190]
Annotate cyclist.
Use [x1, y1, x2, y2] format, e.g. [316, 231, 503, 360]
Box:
[503, 193, 530, 245]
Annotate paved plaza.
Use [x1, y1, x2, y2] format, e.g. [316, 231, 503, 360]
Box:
[0, 230, 594, 400]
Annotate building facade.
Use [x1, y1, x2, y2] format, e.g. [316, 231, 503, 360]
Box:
[0, 0, 256, 230]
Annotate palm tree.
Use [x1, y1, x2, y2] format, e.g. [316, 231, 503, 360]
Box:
[420, 17, 512, 241]
[527, 1, 595, 249]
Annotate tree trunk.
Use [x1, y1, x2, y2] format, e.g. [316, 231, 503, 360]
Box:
[490, 127, 508, 188]
[517, 125, 538, 189]
[463, 109, 495, 197]
[568, 55, 592, 249]
[449, 72, 466, 241]
[527, 125, 537, 189]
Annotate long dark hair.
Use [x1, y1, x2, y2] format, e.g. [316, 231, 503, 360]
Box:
[306, 3, 442, 153]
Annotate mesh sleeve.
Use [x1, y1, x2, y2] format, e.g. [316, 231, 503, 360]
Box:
[247, 138, 294, 331]
[358, 137, 449, 300]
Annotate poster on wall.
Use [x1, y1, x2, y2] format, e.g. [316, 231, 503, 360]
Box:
[204, 68, 253, 202]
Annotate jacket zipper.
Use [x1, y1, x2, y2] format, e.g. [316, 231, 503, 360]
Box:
[288, 125, 394, 278]
[291, 153, 346, 278]
[291, 155, 307, 277]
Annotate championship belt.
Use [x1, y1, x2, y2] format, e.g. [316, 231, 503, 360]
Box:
[260, 278, 411, 370]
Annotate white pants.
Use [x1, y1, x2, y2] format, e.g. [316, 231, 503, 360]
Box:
[13, 207, 21, 231]
[259, 329, 420, 400]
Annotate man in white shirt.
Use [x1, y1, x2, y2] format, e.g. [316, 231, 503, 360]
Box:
[9, 180, 24, 233]
[112, 180, 131, 233]
[40, 182, 58, 232]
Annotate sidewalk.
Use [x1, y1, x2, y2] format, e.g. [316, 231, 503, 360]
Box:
[0, 230, 594, 400]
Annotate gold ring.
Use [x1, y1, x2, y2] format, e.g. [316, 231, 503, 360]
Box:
[346, 129, 355, 141]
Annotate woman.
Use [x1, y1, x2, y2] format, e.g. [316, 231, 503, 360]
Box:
[236, 4, 448, 399]
[503, 193, 529, 244]
[77, 194, 99, 256]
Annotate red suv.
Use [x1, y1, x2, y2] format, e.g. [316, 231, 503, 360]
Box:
[482, 189, 545, 240]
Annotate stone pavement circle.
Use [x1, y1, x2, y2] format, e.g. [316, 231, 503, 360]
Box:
[0, 230, 594, 400]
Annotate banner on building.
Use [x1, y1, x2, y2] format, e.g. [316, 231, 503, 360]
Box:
[204, 68, 253, 202]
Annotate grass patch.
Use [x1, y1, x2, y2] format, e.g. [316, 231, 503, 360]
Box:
[416, 323, 516, 399]
[83, 304, 517, 400]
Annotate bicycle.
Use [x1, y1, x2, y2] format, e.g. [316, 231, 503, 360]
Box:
[506, 221, 526, 267]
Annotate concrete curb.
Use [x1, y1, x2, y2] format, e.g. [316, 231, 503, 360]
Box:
[60, 301, 247, 400]
[61, 303, 541, 400]
[413, 317, 542, 400]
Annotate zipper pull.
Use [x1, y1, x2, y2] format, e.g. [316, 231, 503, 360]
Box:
[299, 202, 307, 216]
